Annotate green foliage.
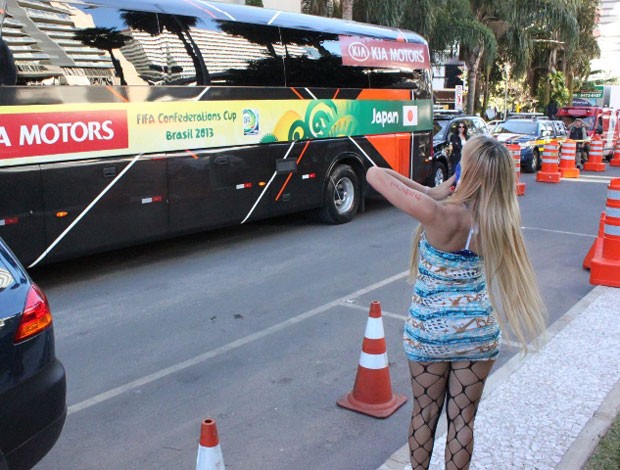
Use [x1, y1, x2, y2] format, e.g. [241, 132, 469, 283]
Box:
[353, 0, 401, 27]
[536, 71, 569, 109]
[584, 412, 620, 470]
[245, 0, 263, 6]
[301, 0, 600, 113]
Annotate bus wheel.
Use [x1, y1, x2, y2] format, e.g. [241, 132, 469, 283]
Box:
[319, 164, 360, 224]
[431, 161, 447, 187]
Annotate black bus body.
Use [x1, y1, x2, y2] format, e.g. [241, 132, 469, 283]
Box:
[0, 0, 434, 267]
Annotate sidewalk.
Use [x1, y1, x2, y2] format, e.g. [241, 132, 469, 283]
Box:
[379, 285, 620, 470]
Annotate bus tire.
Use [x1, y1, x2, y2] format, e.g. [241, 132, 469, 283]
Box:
[319, 164, 360, 224]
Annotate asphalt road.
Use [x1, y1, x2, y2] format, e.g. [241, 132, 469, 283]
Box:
[32, 165, 620, 470]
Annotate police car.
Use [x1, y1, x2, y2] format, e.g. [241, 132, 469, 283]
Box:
[493, 118, 567, 172]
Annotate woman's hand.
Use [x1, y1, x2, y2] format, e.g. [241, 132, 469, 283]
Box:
[427, 174, 456, 201]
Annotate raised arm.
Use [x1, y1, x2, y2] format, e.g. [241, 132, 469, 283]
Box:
[366, 167, 453, 224]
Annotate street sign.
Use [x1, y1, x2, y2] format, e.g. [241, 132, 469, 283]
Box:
[455, 85, 463, 111]
[576, 85, 604, 99]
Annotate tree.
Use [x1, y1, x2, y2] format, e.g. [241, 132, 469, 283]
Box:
[121, 11, 208, 85]
[245, 0, 264, 5]
[74, 27, 130, 85]
[301, 0, 339, 17]
[342, 0, 353, 20]
[352, 0, 401, 26]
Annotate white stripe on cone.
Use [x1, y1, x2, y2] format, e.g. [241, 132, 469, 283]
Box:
[359, 351, 389, 369]
[196, 445, 225, 470]
[363, 316, 385, 340]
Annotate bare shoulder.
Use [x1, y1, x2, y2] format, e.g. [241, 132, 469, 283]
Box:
[423, 202, 472, 252]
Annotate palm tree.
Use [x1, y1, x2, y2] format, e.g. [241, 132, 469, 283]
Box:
[402, 0, 581, 114]
[352, 0, 401, 26]
[74, 27, 130, 85]
[342, 0, 353, 20]
[120, 11, 208, 85]
[301, 0, 338, 17]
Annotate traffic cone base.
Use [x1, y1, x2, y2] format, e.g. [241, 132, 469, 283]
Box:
[536, 171, 561, 183]
[590, 256, 620, 287]
[560, 167, 580, 178]
[583, 161, 606, 172]
[337, 301, 407, 419]
[583, 238, 603, 270]
[516, 182, 526, 196]
[337, 388, 407, 418]
[611, 160, 620, 167]
[589, 179, 620, 287]
[584, 212, 605, 270]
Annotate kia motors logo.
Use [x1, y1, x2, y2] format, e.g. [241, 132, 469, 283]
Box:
[347, 42, 370, 62]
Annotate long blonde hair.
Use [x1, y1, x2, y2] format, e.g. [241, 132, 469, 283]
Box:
[409, 135, 547, 351]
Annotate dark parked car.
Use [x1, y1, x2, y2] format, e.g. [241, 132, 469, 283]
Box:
[493, 118, 568, 173]
[431, 111, 490, 186]
[0, 237, 66, 469]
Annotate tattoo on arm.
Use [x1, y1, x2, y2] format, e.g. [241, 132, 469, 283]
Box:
[390, 181, 422, 200]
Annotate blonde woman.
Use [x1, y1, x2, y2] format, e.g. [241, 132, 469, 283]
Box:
[366, 135, 547, 470]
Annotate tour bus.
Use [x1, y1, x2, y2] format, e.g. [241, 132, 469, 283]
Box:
[0, 0, 434, 267]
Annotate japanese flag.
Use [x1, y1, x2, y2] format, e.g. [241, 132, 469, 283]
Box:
[403, 106, 418, 126]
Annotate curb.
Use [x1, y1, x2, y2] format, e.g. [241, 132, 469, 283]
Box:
[378, 286, 618, 470]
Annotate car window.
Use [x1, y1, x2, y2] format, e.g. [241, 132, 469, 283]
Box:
[472, 118, 488, 135]
[553, 121, 567, 136]
[540, 122, 554, 137]
[495, 120, 537, 135]
[433, 119, 450, 139]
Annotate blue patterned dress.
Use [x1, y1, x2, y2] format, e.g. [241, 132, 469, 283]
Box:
[404, 232, 500, 362]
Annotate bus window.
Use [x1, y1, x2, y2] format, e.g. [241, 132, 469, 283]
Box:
[0, 39, 17, 85]
[193, 18, 284, 87]
[280, 28, 370, 89]
[368, 68, 432, 97]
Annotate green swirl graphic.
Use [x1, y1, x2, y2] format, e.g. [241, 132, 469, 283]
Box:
[305, 101, 339, 138]
[289, 119, 308, 141]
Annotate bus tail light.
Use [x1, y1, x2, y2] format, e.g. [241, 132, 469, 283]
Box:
[14, 284, 53, 343]
[0, 217, 19, 226]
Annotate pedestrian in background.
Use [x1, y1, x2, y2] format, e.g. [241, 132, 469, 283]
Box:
[366, 135, 547, 470]
[569, 119, 587, 168]
[449, 122, 468, 176]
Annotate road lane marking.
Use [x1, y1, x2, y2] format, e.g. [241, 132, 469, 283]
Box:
[562, 176, 614, 184]
[522, 226, 596, 238]
[68, 270, 408, 415]
[341, 301, 408, 321]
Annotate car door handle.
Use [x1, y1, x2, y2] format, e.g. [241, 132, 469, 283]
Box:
[214, 156, 229, 165]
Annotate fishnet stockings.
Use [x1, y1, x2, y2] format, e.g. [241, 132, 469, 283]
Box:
[408, 360, 494, 470]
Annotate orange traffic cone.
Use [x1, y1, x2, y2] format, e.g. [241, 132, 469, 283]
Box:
[559, 139, 580, 178]
[610, 141, 620, 167]
[196, 418, 225, 470]
[584, 136, 606, 172]
[590, 178, 620, 287]
[536, 141, 561, 183]
[337, 301, 407, 418]
[583, 211, 605, 270]
[506, 144, 526, 195]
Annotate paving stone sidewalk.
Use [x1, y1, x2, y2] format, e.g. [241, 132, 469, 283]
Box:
[379, 286, 620, 470]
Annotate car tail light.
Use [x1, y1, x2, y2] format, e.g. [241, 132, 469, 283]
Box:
[14, 284, 53, 343]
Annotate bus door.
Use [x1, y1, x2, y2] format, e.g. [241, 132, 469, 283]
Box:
[0, 165, 46, 264]
[167, 144, 285, 231]
[38, 156, 168, 263]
